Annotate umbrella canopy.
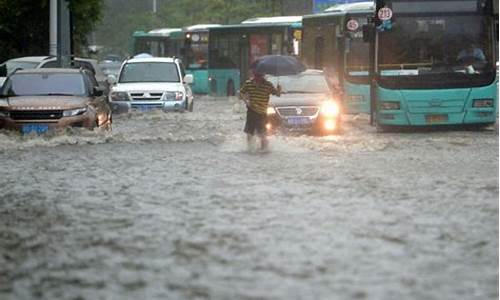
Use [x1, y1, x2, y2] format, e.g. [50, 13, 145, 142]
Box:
[250, 55, 305, 76]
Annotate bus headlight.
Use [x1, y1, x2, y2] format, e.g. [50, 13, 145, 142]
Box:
[379, 101, 400, 110]
[321, 101, 340, 117]
[267, 107, 276, 115]
[473, 99, 493, 108]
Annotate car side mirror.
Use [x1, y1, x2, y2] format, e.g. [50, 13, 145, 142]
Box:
[94, 86, 104, 97]
[107, 74, 117, 85]
[184, 74, 194, 84]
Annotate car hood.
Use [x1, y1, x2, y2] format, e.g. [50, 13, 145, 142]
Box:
[113, 82, 184, 92]
[270, 93, 330, 107]
[1, 96, 90, 110]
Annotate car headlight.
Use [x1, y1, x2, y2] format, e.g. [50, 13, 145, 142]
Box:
[110, 91, 130, 102]
[63, 107, 87, 117]
[321, 101, 340, 117]
[379, 101, 400, 110]
[0, 110, 10, 118]
[473, 99, 494, 108]
[267, 107, 276, 115]
[164, 91, 184, 101]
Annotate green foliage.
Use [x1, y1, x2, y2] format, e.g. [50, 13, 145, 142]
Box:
[93, 0, 284, 56]
[0, 0, 103, 62]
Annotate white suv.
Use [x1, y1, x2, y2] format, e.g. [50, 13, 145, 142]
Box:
[109, 57, 194, 113]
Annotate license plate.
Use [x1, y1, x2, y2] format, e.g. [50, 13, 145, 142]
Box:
[22, 124, 49, 134]
[425, 114, 448, 123]
[287, 117, 311, 126]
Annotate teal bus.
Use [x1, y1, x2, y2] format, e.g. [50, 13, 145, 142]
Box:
[370, 0, 497, 129]
[182, 24, 222, 94]
[302, 2, 374, 114]
[131, 28, 184, 57]
[208, 16, 302, 97]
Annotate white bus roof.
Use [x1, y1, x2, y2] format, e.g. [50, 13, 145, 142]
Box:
[241, 16, 303, 24]
[324, 1, 374, 13]
[148, 28, 182, 36]
[184, 24, 222, 31]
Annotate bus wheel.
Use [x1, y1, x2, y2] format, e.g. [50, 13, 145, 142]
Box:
[227, 80, 235, 96]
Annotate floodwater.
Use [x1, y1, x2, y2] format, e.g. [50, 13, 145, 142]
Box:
[0, 97, 498, 300]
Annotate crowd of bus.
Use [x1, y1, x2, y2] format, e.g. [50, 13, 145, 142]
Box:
[131, 0, 498, 129]
[0, 0, 497, 135]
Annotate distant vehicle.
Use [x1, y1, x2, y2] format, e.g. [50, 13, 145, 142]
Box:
[109, 57, 194, 113]
[102, 54, 123, 63]
[0, 68, 112, 134]
[182, 24, 222, 94]
[266, 69, 342, 135]
[0, 56, 111, 96]
[369, 0, 497, 129]
[208, 16, 302, 97]
[302, 2, 374, 114]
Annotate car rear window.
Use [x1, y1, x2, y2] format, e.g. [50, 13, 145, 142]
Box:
[119, 62, 180, 83]
[2, 73, 86, 96]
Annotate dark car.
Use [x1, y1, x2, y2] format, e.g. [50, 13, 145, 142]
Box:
[265, 69, 342, 135]
[0, 68, 112, 134]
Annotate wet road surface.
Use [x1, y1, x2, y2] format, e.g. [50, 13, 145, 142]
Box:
[0, 97, 498, 299]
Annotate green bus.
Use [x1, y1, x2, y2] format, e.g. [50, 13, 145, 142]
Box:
[208, 16, 303, 97]
[182, 24, 222, 94]
[370, 0, 497, 129]
[131, 28, 184, 58]
[302, 2, 374, 114]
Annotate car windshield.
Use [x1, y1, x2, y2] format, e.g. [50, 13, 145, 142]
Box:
[2, 73, 86, 96]
[119, 62, 180, 83]
[267, 73, 330, 94]
[4, 61, 40, 74]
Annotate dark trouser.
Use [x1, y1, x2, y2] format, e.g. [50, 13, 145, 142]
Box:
[244, 108, 267, 136]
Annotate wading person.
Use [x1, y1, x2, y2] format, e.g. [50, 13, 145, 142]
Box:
[240, 70, 281, 151]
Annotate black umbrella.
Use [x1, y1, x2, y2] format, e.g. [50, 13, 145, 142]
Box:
[250, 55, 305, 76]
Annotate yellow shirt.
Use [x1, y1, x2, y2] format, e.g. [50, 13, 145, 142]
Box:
[240, 79, 279, 115]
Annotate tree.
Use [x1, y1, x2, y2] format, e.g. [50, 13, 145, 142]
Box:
[93, 0, 286, 56]
[0, 0, 104, 62]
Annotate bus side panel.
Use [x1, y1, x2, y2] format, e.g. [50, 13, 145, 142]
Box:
[376, 83, 497, 126]
[208, 69, 240, 97]
[343, 81, 370, 114]
[186, 69, 209, 94]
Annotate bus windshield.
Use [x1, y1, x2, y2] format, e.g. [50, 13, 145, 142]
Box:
[345, 17, 370, 80]
[378, 15, 495, 88]
[186, 33, 209, 70]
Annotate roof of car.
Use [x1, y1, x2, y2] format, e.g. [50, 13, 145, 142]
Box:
[14, 68, 83, 74]
[125, 57, 177, 64]
[6, 56, 52, 63]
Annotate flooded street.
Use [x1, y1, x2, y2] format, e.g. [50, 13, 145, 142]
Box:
[0, 97, 498, 300]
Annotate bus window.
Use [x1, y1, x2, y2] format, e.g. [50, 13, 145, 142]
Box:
[249, 34, 269, 65]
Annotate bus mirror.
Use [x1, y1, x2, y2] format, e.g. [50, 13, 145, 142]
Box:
[184, 74, 194, 84]
[362, 24, 373, 43]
